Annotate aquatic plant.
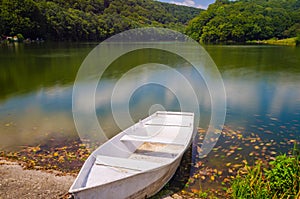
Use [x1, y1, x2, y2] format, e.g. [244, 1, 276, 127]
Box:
[230, 161, 269, 199]
[266, 153, 300, 197]
[229, 144, 300, 199]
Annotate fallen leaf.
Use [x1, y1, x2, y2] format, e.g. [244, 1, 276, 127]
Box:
[191, 189, 199, 194]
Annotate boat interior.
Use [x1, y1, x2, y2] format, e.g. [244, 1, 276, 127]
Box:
[71, 112, 194, 190]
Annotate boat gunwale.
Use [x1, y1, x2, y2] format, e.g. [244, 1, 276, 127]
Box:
[69, 111, 194, 194]
[69, 138, 192, 193]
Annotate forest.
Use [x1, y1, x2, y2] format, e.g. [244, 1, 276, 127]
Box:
[186, 0, 300, 43]
[0, 0, 201, 41]
[2, 0, 300, 43]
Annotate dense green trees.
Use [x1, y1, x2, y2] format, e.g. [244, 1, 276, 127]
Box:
[0, 0, 201, 41]
[2, 0, 300, 43]
[186, 0, 300, 43]
[0, 0, 44, 39]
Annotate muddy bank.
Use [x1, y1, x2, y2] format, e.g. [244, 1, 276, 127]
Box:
[0, 159, 75, 199]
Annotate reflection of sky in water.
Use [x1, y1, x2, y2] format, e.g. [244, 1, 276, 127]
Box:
[225, 73, 300, 123]
[0, 46, 299, 150]
[0, 86, 76, 149]
[74, 65, 211, 140]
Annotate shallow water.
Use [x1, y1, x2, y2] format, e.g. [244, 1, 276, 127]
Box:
[0, 43, 299, 175]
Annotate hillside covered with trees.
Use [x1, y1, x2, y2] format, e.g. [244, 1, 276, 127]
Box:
[0, 0, 201, 41]
[186, 0, 300, 43]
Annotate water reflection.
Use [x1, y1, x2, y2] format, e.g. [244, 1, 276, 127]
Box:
[0, 44, 299, 154]
[0, 43, 93, 101]
[74, 63, 211, 145]
[224, 69, 300, 128]
[0, 86, 76, 150]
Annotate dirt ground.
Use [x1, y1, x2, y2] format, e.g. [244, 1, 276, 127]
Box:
[0, 158, 75, 199]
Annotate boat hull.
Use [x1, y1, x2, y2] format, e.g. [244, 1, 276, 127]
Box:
[72, 155, 182, 199]
[70, 111, 194, 199]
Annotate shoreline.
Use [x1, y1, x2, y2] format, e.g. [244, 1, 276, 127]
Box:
[1, 126, 298, 198]
[0, 158, 75, 199]
[247, 37, 298, 46]
[0, 158, 181, 199]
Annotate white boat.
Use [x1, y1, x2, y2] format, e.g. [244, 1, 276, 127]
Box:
[69, 111, 194, 199]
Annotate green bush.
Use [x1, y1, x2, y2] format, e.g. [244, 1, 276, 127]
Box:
[296, 34, 300, 46]
[229, 145, 300, 199]
[16, 33, 24, 42]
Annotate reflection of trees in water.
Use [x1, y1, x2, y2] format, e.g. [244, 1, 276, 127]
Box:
[0, 43, 91, 101]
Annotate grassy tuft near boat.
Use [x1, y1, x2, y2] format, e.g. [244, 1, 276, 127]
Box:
[69, 111, 195, 199]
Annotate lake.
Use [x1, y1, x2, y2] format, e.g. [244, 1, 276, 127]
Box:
[0, 42, 299, 193]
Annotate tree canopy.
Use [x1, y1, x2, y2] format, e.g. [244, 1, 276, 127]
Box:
[186, 0, 300, 43]
[0, 0, 201, 41]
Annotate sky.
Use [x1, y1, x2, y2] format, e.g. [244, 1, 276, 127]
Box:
[158, 0, 215, 9]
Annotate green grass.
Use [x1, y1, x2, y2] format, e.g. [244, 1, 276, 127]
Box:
[228, 144, 300, 199]
[249, 37, 298, 46]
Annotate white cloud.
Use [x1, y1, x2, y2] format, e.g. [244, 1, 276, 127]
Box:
[170, 0, 207, 9]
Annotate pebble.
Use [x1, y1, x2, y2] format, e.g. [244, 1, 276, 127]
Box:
[172, 194, 183, 199]
[163, 196, 174, 199]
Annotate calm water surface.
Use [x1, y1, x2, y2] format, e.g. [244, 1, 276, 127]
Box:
[0, 43, 299, 161]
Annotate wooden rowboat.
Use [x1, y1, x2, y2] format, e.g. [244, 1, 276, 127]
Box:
[69, 111, 194, 199]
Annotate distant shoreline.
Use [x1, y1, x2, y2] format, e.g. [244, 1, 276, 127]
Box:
[1, 39, 299, 47]
[247, 37, 298, 46]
